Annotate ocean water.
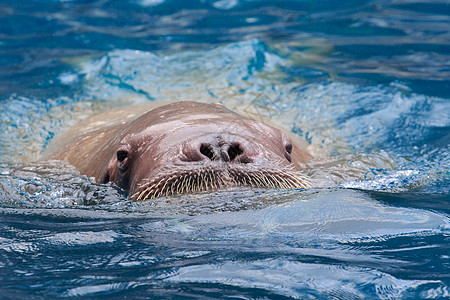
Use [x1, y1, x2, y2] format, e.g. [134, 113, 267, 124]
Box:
[0, 0, 449, 299]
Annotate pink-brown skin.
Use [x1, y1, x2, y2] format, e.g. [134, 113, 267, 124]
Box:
[49, 102, 310, 200]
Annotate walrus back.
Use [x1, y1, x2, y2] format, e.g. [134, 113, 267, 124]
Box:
[44, 125, 123, 181]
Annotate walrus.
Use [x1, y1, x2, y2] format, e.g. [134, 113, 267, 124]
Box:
[44, 101, 310, 200]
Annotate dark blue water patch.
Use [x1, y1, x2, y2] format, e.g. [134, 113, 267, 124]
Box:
[336, 74, 449, 100]
[366, 190, 450, 215]
[0, 15, 69, 36]
[422, 126, 450, 150]
[290, 18, 406, 37]
[432, 128, 450, 148]
[403, 79, 449, 101]
[2, 33, 148, 53]
[125, 0, 370, 14]
[334, 43, 450, 58]
[196, 12, 279, 29]
[319, 42, 450, 98]
[0, 48, 91, 98]
[340, 231, 450, 282]
[151, 33, 235, 46]
[0, 52, 23, 66]
[392, 2, 450, 16]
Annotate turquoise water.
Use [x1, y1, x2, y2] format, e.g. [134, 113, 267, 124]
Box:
[0, 1, 449, 298]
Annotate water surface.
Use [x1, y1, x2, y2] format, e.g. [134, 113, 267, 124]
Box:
[0, 0, 449, 298]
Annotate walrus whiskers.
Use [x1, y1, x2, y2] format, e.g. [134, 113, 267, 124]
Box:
[229, 164, 310, 190]
[131, 162, 310, 201]
[176, 176, 183, 195]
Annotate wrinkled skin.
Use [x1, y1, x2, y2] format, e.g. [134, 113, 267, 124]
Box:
[48, 102, 310, 200]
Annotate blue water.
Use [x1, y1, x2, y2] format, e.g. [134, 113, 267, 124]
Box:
[0, 0, 449, 299]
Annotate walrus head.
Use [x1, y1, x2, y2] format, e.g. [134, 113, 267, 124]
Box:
[101, 102, 309, 200]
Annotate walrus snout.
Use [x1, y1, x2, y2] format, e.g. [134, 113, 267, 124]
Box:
[181, 135, 254, 164]
[47, 101, 311, 200]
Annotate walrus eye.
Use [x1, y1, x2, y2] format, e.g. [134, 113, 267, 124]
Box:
[285, 143, 293, 163]
[285, 144, 292, 154]
[117, 150, 128, 162]
[117, 149, 130, 173]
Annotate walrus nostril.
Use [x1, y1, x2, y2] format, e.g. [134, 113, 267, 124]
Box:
[228, 143, 243, 161]
[200, 143, 215, 160]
